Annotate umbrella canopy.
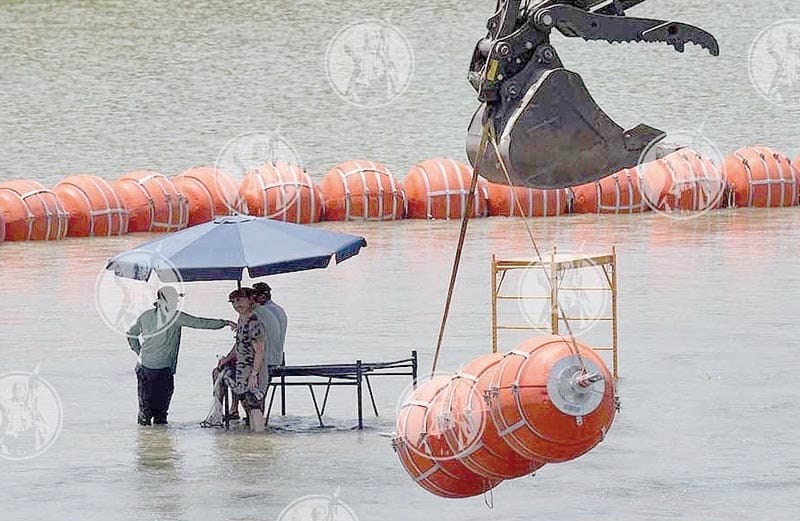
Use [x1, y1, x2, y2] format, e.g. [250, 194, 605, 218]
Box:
[106, 214, 367, 282]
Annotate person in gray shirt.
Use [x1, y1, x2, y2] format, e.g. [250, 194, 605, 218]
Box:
[127, 286, 234, 425]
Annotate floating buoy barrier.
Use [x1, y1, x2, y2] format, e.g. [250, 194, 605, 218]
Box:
[52, 174, 128, 237]
[486, 183, 568, 217]
[393, 375, 501, 499]
[172, 166, 243, 226]
[239, 162, 323, 223]
[571, 168, 648, 214]
[404, 158, 489, 219]
[318, 160, 405, 221]
[0, 179, 69, 241]
[113, 171, 189, 233]
[1, 143, 798, 246]
[637, 149, 726, 214]
[487, 335, 616, 463]
[723, 146, 800, 208]
[442, 353, 545, 479]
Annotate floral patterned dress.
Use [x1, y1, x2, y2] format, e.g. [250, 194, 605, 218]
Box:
[232, 312, 265, 409]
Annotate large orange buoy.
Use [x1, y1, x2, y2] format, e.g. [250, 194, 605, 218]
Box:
[393, 376, 500, 499]
[404, 158, 489, 219]
[487, 335, 616, 463]
[637, 149, 725, 214]
[113, 171, 189, 233]
[52, 174, 128, 237]
[441, 353, 545, 479]
[172, 166, 242, 226]
[0, 180, 69, 241]
[239, 162, 323, 223]
[572, 168, 648, 214]
[318, 160, 405, 221]
[486, 183, 568, 217]
[723, 147, 799, 208]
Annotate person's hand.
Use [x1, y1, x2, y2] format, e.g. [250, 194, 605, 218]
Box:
[248, 372, 259, 390]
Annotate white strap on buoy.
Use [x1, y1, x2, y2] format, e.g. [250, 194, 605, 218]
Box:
[19, 186, 69, 240]
[334, 161, 400, 221]
[65, 177, 128, 236]
[132, 173, 187, 231]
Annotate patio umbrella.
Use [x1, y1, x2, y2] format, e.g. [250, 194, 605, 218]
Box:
[105, 214, 367, 282]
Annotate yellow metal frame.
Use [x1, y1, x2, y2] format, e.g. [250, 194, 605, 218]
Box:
[491, 246, 619, 378]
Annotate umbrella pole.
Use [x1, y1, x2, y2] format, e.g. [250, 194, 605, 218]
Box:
[237, 280, 241, 290]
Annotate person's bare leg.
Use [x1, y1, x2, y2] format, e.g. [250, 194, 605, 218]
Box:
[249, 408, 265, 432]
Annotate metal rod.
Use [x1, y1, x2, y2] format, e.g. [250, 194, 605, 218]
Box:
[356, 360, 364, 430]
[497, 325, 551, 330]
[320, 377, 333, 416]
[557, 287, 610, 291]
[265, 384, 277, 427]
[611, 245, 619, 379]
[550, 247, 559, 334]
[411, 350, 418, 388]
[365, 375, 379, 417]
[280, 373, 286, 416]
[491, 254, 498, 353]
[560, 316, 614, 321]
[496, 294, 552, 300]
[308, 385, 324, 428]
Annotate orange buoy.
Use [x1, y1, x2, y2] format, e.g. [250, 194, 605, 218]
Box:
[487, 335, 616, 463]
[318, 160, 405, 221]
[393, 375, 501, 499]
[404, 158, 489, 219]
[113, 171, 189, 233]
[239, 162, 323, 223]
[722, 147, 799, 208]
[0, 180, 69, 241]
[637, 149, 725, 214]
[572, 168, 648, 214]
[52, 174, 128, 237]
[486, 183, 568, 217]
[172, 166, 243, 226]
[441, 353, 545, 479]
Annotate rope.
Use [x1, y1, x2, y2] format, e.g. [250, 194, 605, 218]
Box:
[429, 114, 590, 375]
[486, 124, 586, 368]
[430, 121, 492, 376]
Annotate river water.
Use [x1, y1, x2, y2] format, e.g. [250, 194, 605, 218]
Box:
[1, 1, 799, 520]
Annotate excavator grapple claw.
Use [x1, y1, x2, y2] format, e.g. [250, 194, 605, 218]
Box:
[467, 0, 719, 189]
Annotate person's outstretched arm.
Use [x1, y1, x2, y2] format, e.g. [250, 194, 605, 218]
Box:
[178, 312, 235, 330]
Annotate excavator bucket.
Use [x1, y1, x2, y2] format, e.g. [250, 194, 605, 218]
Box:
[467, 0, 719, 190]
[466, 68, 664, 189]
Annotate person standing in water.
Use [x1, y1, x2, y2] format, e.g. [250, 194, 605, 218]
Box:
[252, 282, 287, 367]
[127, 286, 234, 426]
[228, 288, 267, 432]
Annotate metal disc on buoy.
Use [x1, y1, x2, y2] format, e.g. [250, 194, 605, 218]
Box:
[546, 355, 605, 418]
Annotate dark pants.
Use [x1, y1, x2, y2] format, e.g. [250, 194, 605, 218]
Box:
[136, 365, 175, 425]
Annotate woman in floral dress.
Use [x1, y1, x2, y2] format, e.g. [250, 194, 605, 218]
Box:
[227, 288, 266, 432]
